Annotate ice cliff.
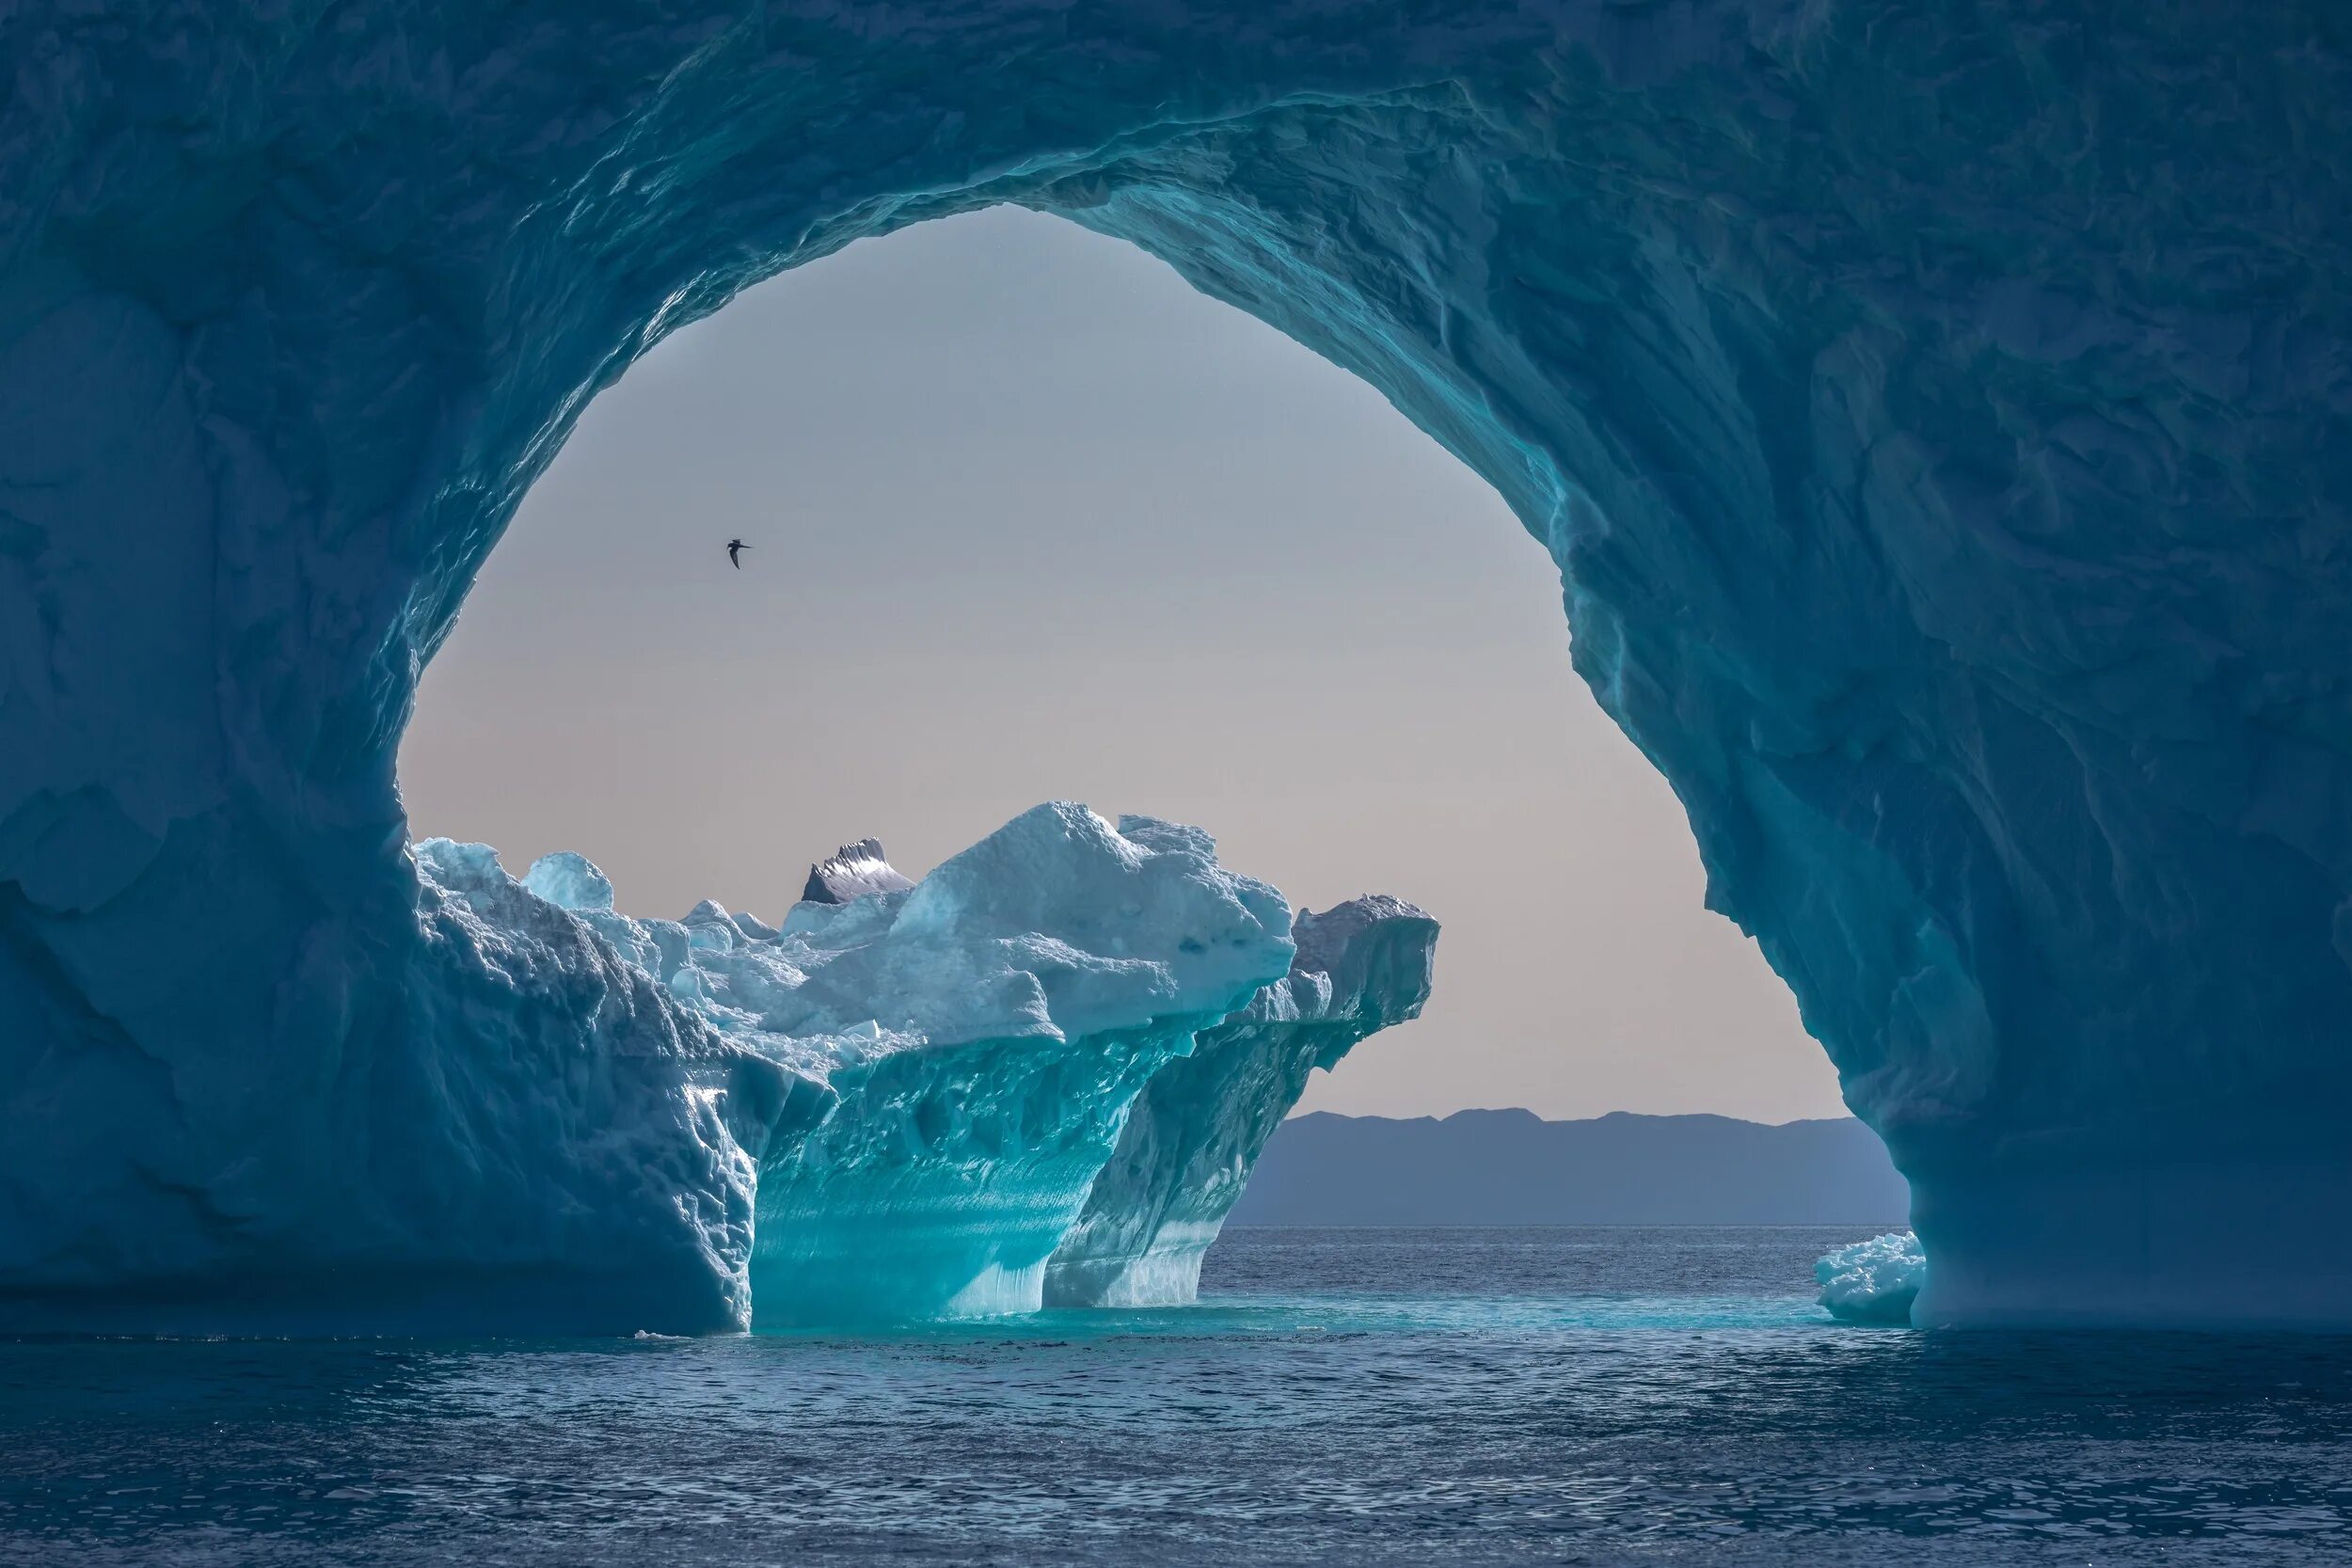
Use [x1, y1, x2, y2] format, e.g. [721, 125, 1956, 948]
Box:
[1046, 890, 1438, 1307]
[4, 3, 2350, 1326]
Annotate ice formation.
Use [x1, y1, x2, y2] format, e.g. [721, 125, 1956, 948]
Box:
[1046, 890, 1438, 1307]
[1815, 1232, 1926, 1327]
[4, 4, 2349, 1326]
[725, 804, 1298, 1325]
[801, 840, 915, 906]
[425, 804, 1422, 1329]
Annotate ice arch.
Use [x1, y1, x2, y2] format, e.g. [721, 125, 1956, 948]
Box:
[2, 3, 2347, 1328]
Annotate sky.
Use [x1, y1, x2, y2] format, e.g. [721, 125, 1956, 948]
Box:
[399, 205, 1844, 1124]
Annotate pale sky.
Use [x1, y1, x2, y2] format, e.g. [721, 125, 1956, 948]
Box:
[400, 205, 1844, 1123]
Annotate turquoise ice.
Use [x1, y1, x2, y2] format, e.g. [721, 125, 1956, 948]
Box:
[1047, 885, 1438, 1308]
[418, 804, 1430, 1329]
[3, 4, 2348, 1327]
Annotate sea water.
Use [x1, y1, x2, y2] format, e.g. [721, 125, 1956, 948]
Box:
[4, 1227, 2347, 1565]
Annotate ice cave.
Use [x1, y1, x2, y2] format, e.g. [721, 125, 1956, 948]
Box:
[2, 3, 2348, 1331]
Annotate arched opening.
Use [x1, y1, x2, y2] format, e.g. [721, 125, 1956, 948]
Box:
[6, 8, 2341, 1335]
[398, 204, 1835, 1128]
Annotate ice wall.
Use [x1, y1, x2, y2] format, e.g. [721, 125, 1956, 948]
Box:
[4, 4, 2350, 1325]
[0, 823, 791, 1334]
[801, 840, 915, 906]
[1046, 881, 1438, 1307]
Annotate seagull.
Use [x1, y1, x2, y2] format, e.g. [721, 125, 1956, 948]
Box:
[725, 538, 750, 569]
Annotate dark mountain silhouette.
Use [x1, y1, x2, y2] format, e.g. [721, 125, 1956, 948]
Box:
[1228, 1109, 1908, 1226]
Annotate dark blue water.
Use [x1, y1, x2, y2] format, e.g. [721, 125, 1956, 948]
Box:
[5, 1226, 2348, 1566]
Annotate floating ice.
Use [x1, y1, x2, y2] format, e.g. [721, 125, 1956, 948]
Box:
[423, 803, 1422, 1329]
[7, 4, 2347, 1326]
[1816, 1233, 1925, 1326]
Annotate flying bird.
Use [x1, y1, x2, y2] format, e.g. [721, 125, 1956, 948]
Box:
[725, 537, 750, 569]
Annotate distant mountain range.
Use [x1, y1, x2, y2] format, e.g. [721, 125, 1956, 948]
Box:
[1228, 1110, 1909, 1227]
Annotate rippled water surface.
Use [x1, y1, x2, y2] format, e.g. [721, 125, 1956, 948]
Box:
[5, 1226, 2350, 1565]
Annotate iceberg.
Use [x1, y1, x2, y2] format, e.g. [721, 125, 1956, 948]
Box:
[0, 793, 1437, 1332]
[441, 803, 1425, 1329]
[5, 3, 2349, 1325]
[715, 804, 1300, 1325]
[1046, 883, 1438, 1307]
[1815, 1232, 1926, 1327]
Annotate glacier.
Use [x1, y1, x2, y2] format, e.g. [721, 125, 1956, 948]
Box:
[3, 3, 2351, 1327]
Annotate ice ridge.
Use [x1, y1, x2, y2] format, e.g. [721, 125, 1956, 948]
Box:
[801, 839, 915, 905]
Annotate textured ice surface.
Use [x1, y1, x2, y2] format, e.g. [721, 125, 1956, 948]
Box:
[4, 4, 2349, 1325]
[735, 804, 1298, 1324]
[1046, 880, 1438, 1307]
[434, 803, 1382, 1327]
[1816, 1232, 1926, 1326]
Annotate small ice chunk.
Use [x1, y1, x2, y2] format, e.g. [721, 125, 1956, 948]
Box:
[1816, 1230, 1924, 1325]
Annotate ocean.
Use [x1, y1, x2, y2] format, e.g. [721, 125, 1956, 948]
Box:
[4, 1226, 2347, 1565]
